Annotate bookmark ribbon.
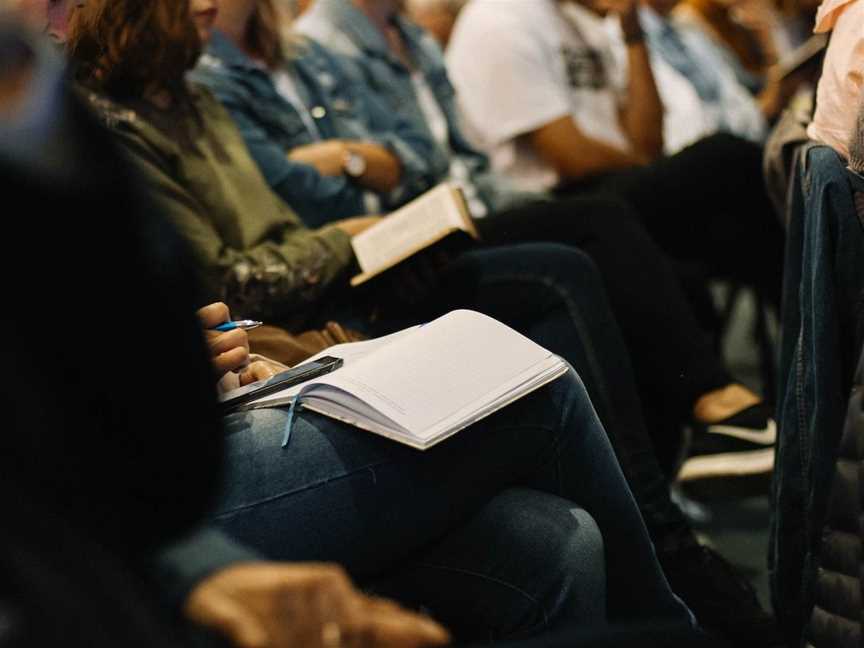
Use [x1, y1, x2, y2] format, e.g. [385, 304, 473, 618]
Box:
[281, 385, 314, 448]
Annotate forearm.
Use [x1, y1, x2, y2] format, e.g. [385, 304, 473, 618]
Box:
[530, 115, 646, 182]
[345, 141, 402, 193]
[217, 227, 354, 322]
[622, 41, 665, 159]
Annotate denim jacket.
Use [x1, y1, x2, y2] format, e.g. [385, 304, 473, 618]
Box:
[296, 0, 534, 213]
[772, 145, 864, 646]
[190, 32, 437, 227]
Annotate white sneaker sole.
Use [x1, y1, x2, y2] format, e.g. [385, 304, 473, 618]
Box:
[678, 448, 775, 481]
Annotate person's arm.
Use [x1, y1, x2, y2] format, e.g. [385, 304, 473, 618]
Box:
[196, 74, 374, 225]
[610, 0, 664, 159]
[446, 4, 645, 184]
[529, 114, 648, 179]
[287, 138, 402, 193]
[319, 43, 445, 205]
[115, 132, 355, 322]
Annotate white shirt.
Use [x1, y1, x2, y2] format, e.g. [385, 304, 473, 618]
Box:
[446, 0, 631, 192]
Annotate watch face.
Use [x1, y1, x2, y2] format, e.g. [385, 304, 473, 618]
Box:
[344, 151, 367, 177]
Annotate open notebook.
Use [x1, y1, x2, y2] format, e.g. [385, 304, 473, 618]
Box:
[350, 183, 479, 287]
[242, 310, 568, 449]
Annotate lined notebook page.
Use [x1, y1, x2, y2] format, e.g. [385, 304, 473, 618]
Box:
[307, 310, 555, 432]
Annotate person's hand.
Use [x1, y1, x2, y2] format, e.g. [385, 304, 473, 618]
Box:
[288, 141, 350, 177]
[325, 216, 383, 238]
[239, 358, 287, 386]
[185, 562, 451, 648]
[197, 302, 250, 378]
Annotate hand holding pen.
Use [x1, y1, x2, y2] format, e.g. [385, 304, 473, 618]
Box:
[196, 303, 256, 377]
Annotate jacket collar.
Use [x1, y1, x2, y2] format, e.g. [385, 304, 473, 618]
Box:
[203, 30, 264, 73]
[312, 0, 425, 68]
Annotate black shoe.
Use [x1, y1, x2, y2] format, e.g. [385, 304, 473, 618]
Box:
[679, 404, 775, 482]
[659, 544, 785, 647]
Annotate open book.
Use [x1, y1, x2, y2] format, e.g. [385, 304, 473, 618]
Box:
[350, 183, 479, 287]
[239, 310, 569, 449]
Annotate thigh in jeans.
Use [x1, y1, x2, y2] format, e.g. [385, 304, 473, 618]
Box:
[210, 383, 564, 577]
[370, 489, 606, 641]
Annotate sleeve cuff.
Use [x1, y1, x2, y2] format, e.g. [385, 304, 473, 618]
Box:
[316, 224, 354, 267]
[153, 528, 262, 609]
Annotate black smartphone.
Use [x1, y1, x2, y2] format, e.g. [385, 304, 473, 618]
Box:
[219, 356, 343, 412]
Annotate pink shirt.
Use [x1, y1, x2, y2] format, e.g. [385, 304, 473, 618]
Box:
[806, 0, 864, 158]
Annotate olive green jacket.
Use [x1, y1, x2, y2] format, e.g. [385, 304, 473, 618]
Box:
[86, 85, 354, 322]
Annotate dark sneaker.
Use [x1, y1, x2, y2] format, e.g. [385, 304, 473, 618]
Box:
[659, 544, 785, 647]
[679, 404, 775, 482]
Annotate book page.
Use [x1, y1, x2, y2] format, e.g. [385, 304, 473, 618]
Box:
[247, 326, 420, 405]
[351, 183, 472, 275]
[306, 310, 558, 436]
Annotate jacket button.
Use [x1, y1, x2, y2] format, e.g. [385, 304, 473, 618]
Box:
[311, 106, 327, 119]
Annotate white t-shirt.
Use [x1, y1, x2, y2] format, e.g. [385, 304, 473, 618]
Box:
[446, 0, 631, 192]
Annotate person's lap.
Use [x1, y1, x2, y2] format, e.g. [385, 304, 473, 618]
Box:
[212, 368, 690, 627]
[566, 133, 784, 303]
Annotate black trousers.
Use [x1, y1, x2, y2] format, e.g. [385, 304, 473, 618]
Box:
[479, 133, 784, 469]
[476, 200, 731, 475]
[571, 133, 784, 310]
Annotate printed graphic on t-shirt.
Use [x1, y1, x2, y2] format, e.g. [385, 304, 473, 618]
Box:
[561, 46, 608, 90]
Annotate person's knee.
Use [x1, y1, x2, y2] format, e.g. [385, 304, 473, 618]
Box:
[480, 488, 607, 632]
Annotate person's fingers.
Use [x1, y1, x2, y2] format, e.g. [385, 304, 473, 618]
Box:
[214, 346, 250, 376]
[197, 302, 231, 329]
[185, 588, 270, 648]
[239, 360, 280, 386]
[346, 602, 450, 648]
[209, 328, 249, 356]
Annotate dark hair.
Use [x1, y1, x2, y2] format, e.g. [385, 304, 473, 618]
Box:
[246, 0, 285, 69]
[66, 0, 201, 105]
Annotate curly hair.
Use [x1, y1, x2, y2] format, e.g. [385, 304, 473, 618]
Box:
[67, 0, 201, 104]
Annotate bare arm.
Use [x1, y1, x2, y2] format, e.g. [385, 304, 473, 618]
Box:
[613, 0, 664, 159]
[528, 114, 647, 181]
[288, 139, 402, 193]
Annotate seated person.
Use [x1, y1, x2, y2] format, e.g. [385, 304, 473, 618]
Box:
[202, 0, 777, 491]
[441, 0, 784, 307]
[1, 19, 693, 643]
[61, 0, 773, 643]
[609, 0, 798, 153]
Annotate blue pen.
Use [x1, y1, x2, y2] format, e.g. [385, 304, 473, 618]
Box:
[212, 319, 263, 332]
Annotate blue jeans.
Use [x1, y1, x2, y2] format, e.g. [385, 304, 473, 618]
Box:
[321, 243, 692, 552]
[214, 369, 691, 640]
[771, 146, 864, 643]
